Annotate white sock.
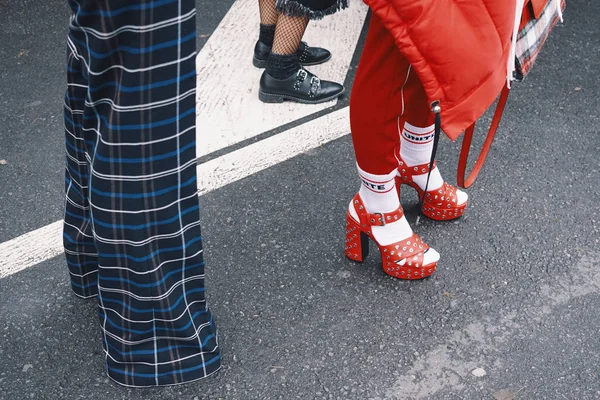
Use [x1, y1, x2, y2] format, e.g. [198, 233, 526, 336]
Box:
[399, 122, 467, 205]
[350, 165, 439, 265]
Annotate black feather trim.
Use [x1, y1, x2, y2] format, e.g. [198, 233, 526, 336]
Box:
[276, 0, 349, 20]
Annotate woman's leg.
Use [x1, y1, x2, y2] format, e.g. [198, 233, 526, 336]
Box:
[350, 14, 432, 175]
[259, 0, 279, 26]
[254, 0, 332, 69]
[347, 13, 439, 277]
[257, 0, 279, 49]
[395, 73, 468, 216]
[257, 2, 344, 104]
[267, 13, 309, 79]
[351, 14, 467, 221]
[272, 14, 309, 55]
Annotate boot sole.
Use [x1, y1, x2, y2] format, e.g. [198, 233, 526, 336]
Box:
[258, 87, 345, 105]
[253, 54, 333, 69]
[253, 56, 267, 69]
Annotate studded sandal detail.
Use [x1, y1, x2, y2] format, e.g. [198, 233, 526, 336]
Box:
[397, 159, 467, 221]
[345, 194, 437, 280]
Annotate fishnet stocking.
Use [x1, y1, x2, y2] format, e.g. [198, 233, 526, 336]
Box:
[272, 14, 309, 55]
[258, 0, 279, 25]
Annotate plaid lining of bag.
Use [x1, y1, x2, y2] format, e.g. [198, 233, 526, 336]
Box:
[514, 0, 565, 80]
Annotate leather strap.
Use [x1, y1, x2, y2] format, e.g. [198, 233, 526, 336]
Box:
[352, 195, 405, 227]
[457, 85, 511, 189]
[399, 161, 437, 180]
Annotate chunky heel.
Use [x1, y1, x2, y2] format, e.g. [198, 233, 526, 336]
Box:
[345, 215, 369, 262]
[258, 90, 285, 103]
[344, 194, 437, 280]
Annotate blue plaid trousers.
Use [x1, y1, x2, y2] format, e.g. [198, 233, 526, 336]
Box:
[63, 0, 221, 387]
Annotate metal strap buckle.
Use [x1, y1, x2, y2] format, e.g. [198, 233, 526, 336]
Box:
[372, 212, 385, 226]
[294, 69, 308, 91]
[308, 76, 320, 97]
[297, 69, 308, 80]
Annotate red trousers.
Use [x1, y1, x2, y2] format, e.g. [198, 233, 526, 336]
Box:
[350, 13, 434, 175]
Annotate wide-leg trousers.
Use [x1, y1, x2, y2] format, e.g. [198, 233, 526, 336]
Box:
[63, 0, 221, 387]
[350, 13, 434, 175]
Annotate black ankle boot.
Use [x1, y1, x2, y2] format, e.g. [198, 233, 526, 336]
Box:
[259, 67, 344, 104]
[253, 41, 332, 68]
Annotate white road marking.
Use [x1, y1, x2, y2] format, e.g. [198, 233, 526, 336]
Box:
[0, 221, 64, 279]
[196, 107, 350, 194]
[0, 0, 367, 279]
[195, 0, 367, 157]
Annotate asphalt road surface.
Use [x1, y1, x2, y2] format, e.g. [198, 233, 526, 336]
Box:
[0, 0, 599, 399]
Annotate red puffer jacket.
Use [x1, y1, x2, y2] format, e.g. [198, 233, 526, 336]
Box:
[364, 0, 516, 140]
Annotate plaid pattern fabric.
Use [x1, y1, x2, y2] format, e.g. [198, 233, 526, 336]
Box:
[63, 0, 221, 387]
[515, 0, 565, 79]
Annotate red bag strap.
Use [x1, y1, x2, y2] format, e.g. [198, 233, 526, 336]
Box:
[457, 85, 511, 189]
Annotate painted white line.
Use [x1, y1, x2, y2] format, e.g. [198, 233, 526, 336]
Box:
[0, 221, 63, 279]
[0, 108, 351, 279]
[195, 0, 367, 158]
[196, 107, 350, 194]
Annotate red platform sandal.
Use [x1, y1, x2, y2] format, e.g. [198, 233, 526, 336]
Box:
[397, 159, 467, 221]
[344, 194, 437, 280]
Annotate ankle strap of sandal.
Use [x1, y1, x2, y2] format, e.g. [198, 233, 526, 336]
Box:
[398, 160, 437, 179]
[352, 195, 405, 227]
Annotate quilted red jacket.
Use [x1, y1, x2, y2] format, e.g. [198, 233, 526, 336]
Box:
[365, 0, 516, 140]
